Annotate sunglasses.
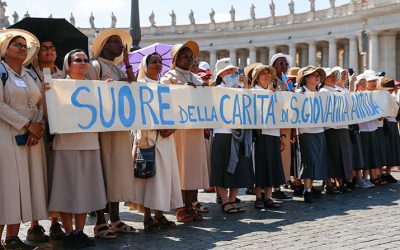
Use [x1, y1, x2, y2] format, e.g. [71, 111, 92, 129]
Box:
[12, 41, 30, 51]
[40, 45, 56, 51]
[72, 58, 89, 64]
[277, 62, 289, 67]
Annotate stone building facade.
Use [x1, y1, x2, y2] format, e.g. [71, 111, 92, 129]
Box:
[79, 0, 400, 79]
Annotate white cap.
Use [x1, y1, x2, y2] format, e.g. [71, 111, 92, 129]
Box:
[363, 70, 379, 81]
[270, 53, 293, 67]
[199, 61, 210, 71]
[323, 67, 340, 82]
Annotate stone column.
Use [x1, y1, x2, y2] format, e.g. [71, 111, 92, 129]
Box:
[249, 46, 257, 64]
[381, 33, 397, 78]
[349, 36, 359, 74]
[308, 41, 317, 66]
[344, 43, 350, 68]
[301, 47, 308, 67]
[229, 48, 237, 66]
[369, 32, 379, 70]
[289, 43, 297, 67]
[259, 49, 268, 64]
[209, 49, 217, 72]
[328, 38, 337, 68]
[239, 50, 248, 68]
[322, 46, 329, 67]
[268, 46, 276, 64]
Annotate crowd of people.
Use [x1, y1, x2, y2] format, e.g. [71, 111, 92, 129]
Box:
[0, 27, 399, 250]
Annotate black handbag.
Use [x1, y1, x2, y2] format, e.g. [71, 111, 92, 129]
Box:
[134, 133, 158, 179]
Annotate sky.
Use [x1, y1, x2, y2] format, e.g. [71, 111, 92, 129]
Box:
[6, 0, 350, 28]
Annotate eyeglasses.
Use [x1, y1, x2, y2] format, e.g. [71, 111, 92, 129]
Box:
[277, 62, 289, 67]
[72, 58, 89, 64]
[40, 45, 56, 51]
[11, 41, 30, 51]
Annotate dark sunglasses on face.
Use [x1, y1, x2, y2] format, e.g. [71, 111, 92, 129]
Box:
[40, 45, 56, 51]
[72, 58, 89, 64]
[277, 61, 289, 67]
[12, 41, 30, 51]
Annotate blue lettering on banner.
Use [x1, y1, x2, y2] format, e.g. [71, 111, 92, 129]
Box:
[210, 106, 218, 122]
[290, 96, 299, 124]
[118, 86, 135, 127]
[265, 94, 276, 125]
[301, 97, 310, 123]
[157, 86, 175, 125]
[188, 105, 197, 122]
[179, 106, 188, 124]
[324, 95, 333, 123]
[257, 94, 269, 125]
[253, 94, 257, 125]
[197, 106, 205, 122]
[98, 86, 115, 128]
[369, 92, 384, 115]
[220, 95, 232, 124]
[232, 94, 243, 125]
[139, 86, 159, 125]
[242, 94, 252, 125]
[351, 94, 359, 120]
[71, 86, 97, 129]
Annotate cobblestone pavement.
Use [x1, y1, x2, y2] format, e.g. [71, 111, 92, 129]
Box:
[10, 172, 400, 249]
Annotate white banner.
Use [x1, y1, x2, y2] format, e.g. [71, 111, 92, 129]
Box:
[45, 79, 399, 134]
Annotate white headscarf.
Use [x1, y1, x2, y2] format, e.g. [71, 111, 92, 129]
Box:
[137, 55, 148, 82]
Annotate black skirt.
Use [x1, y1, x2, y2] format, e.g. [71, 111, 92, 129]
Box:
[375, 127, 389, 167]
[324, 129, 353, 179]
[350, 132, 365, 170]
[291, 135, 302, 178]
[210, 134, 255, 188]
[359, 131, 380, 169]
[386, 121, 400, 167]
[298, 132, 328, 180]
[254, 135, 286, 187]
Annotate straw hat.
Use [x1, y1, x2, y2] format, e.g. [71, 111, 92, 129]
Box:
[91, 28, 132, 64]
[0, 29, 40, 67]
[270, 53, 293, 67]
[287, 67, 300, 79]
[170, 40, 199, 69]
[377, 77, 395, 90]
[213, 58, 238, 80]
[251, 64, 276, 86]
[296, 65, 326, 86]
[244, 62, 262, 79]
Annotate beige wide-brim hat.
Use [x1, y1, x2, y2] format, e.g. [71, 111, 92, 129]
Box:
[251, 64, 276, 86]
[244, 62, 262, 79]
[170, 40, 199, 69]
[377, 77, 395, 90]
[296, 65, 326, 86]
[0, 29, 40, 67]
[91, 28, 132, 64]
[287, 66, 300, 78]
[213, 57, 238, 80]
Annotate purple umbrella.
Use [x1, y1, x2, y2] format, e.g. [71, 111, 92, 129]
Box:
[121, 43, 173, 79]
